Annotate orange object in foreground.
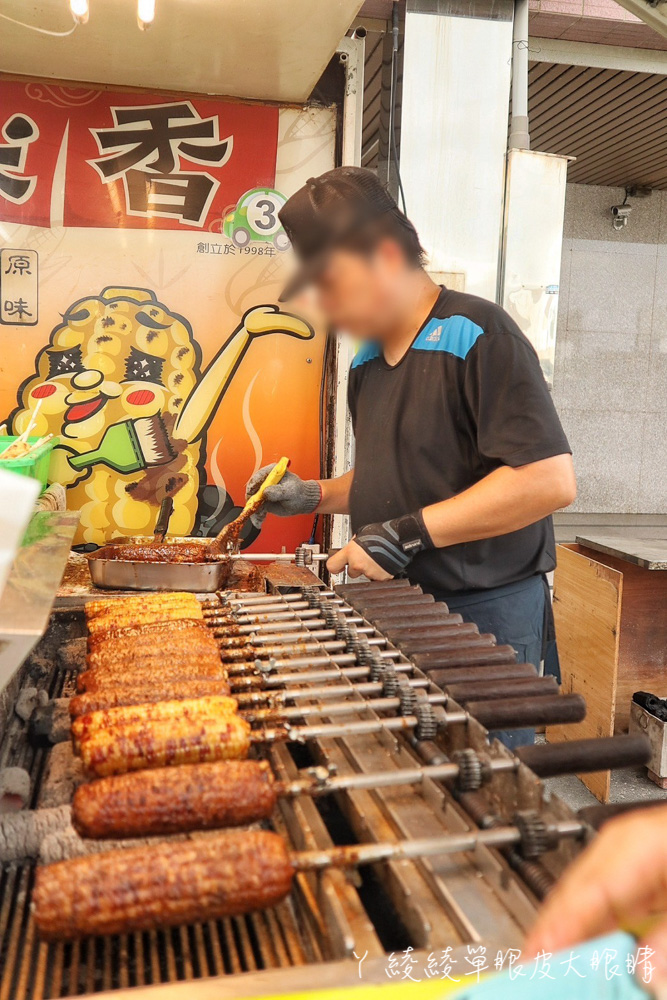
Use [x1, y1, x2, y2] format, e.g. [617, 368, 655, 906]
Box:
[73, 759, 277, 838]
[34, 830, 293, 939]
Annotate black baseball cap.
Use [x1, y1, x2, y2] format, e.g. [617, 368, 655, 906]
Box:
[277, 166, 398, 301]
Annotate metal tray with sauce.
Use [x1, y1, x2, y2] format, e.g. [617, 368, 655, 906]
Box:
[87, 537, 232, 592]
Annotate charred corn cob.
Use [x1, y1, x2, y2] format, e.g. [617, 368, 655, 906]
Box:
[71, 695, 239, 748]
[88, 625, 217, 660]
[85, 592, 201, 621]
[86, 636, 220, 671]
[87, 617, 212, 652]
[87, 604, 203, 636]
[69, 680, 232, 718]
[77, 657, 227, 693]
[72, 759, 277, 838]
[34, 829, 293, 939]
[78, 713, 252, 776]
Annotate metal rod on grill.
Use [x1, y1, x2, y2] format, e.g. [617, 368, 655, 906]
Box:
[70, 736, 650, 843]
[229, 664, 408, 689]
[284, 757, 518, 796]
[208, 616, 369, 636]
[242, 660, 560, 702]
[206, 605, 359, 626]
[254, 694, 586, 743]
[207, 590, 335, 608]
[240, 629, 383, 646]
[33, 818, 585, 940]
[242, 692, 451, 722]
[251, 651, 396, 671]
[204, 598, 347, 618]
[235, 677, 431, 705]
[73, 691, 587, 779]
[291, 819, 585, 872]
[221, 641, 400, 662]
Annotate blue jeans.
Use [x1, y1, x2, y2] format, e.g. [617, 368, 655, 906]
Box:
[431, 575, 546, 750]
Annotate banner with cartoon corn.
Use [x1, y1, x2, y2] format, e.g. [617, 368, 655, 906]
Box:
[0, 80, 336, 550]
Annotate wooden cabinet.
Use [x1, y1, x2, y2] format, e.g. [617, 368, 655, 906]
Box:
[547, 539, 667, 802]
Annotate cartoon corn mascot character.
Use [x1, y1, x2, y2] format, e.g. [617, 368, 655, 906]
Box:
[9, 287, 314, 547]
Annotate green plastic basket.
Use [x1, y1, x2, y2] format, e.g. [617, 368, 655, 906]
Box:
[0, 436, 59, 493]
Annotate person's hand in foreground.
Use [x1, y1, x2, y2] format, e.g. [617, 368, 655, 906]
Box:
[327, 512, 432, 580]
[245, 465, 322, 527]
[524, 804, 667, 984]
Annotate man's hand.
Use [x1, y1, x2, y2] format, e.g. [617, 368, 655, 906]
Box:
[327, 512, 432, 578]
[524, 805, 667, 984]
[327, 539, 393, 580]
[245, 464, 322, 527]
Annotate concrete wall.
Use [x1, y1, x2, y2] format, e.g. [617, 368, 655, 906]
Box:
[552, 182, 667, 517]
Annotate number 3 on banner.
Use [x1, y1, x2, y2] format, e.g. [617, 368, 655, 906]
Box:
[246, 192, 284, 236]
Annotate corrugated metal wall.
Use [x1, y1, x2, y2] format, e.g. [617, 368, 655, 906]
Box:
[529, 61, 667, 189]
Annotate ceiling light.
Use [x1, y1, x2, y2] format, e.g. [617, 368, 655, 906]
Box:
[137, 0, 156, 30]
[69, 0, 89, 25]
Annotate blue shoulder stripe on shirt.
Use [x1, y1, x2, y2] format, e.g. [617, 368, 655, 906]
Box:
[351, 342, 381, 369]
[412, 315, 484, 360]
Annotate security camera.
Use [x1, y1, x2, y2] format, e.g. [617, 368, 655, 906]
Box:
[611, 204, 632, 230]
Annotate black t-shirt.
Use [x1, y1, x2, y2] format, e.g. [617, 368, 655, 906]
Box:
[347, 287, 571, 594]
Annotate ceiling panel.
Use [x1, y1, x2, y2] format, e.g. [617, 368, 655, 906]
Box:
[0, 0, 363, 103]
[529, 60, 667, 189]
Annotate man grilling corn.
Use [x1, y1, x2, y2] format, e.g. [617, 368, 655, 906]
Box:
[246, 167, 576, 749]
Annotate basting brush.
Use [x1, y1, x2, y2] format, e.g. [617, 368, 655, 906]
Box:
[69, 414, 177, 475]
[208, 457, 290, 555]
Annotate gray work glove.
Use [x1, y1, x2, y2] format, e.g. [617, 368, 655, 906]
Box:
[245, 464, 322, 527]
[354, 511, 433, 575]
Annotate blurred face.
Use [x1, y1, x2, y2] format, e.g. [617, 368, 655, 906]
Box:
[312, 241, 413, 340]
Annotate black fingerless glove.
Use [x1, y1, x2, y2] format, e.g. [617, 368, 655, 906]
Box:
[354, 511, 434, 575]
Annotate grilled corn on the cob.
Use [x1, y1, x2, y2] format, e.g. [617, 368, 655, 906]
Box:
[85, 592, 201, 621]
[87, 635, 219, 671]
[78, 713, 252, 776]
[71, 695, 239, 748]
[69, 680, 232, 718]
[77, 657, 227, 693]
[34, 829, 293, 939]
[72, 759, 277, 838]
[87, 617, 212, 652]
[87, 604, 203, 635]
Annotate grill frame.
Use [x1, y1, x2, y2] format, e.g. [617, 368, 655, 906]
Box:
[0, 569, 586, 1000]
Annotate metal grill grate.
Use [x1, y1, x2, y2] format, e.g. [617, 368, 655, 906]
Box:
[0, 618, 327, 1000]
[0, 580, 555, 998]
[1, 866, 316, 1000]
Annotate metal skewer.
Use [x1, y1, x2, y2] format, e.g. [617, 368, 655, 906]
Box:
[252, 693, 586, 743]
[233, 677, 430, 705]
[291, 819, 585, 871]
[241, 691, 449, 722]
[229, 662, 411, 689]
[209, 617, 370, 637]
